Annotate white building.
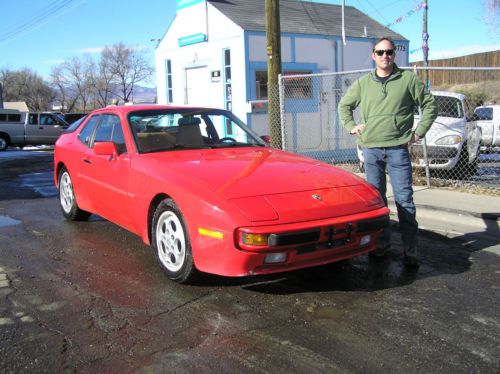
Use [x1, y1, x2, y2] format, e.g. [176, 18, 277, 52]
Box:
[155, 0, 408, 134]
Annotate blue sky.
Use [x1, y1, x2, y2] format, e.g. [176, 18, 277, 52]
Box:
[1, 0, 499, 83]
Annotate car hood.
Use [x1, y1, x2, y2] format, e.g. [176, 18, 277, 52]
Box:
[422, 116, 466, 144]
[144, 148, 382, 222]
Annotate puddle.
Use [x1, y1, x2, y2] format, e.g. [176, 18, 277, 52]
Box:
[0, 215, 21, 228]
[19, 172, 58, 197]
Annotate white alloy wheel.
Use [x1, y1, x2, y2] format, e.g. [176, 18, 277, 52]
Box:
[59, 171, 75, 214]
[155, 210, 186, 273]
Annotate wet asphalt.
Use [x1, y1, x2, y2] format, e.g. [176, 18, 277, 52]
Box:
[0, 149, 499, 373]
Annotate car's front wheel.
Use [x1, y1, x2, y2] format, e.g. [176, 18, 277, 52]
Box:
[0, 135, 8, 151]
[452, 143, 478, 179]
[152, 199, 196, 283]
[58, 167, 91, 221]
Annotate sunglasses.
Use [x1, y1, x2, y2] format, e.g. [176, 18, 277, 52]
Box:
[374, 49, 394, 56]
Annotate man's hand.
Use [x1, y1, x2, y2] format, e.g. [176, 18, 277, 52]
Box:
[350, 124, 364, 136]
[408, 133, 421, 145]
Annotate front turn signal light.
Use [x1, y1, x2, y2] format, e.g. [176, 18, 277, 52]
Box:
[241, 233, 269, 246]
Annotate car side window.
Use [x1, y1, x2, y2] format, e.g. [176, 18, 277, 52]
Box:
[78, 115, 100, 146]
[40, 114, 55, 126]
[28, 114, 38, 125]
[94, 114, 127, 154]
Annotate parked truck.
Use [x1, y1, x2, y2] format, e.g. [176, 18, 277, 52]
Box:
[473, 104, 500, 153]
[0, 109, 69, 151]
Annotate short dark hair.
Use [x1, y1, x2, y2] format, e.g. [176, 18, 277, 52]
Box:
[373, 37, 395, 51]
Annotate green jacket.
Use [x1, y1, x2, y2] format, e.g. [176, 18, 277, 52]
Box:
[338, 65, 438, 148]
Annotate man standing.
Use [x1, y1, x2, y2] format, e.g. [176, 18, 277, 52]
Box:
[338, 37, 438, 267]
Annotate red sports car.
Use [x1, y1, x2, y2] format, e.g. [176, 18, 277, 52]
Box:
[54, 105, 389, 283]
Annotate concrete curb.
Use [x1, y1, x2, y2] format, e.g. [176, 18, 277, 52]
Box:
[412, 203, 500, 222]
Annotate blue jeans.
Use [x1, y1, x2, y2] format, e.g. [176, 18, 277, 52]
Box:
[363, 145, 418, 249]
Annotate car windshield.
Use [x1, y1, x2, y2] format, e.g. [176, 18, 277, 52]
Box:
[474, 107, 493, 120]
[128, 108, 265, 153]
[434, 96, 464, 118]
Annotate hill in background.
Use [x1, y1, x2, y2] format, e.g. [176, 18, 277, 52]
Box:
[131, 86, 157, 103]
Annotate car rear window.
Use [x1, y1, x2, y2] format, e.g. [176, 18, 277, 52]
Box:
[474, 107, 493, 120]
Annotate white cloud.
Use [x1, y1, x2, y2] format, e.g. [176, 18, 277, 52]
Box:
[410, 44, 500, 62]
[72, 47, 105, 54]
[43, 59, 65, 65]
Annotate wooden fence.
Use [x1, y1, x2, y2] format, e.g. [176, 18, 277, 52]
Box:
[411, 50, 500, 86]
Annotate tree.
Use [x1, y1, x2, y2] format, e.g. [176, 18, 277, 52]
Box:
[90, 54, 116, 108]
[51, 56, 95, 113]
[101, 43, 155, 103]
[0, 68, 54, 111]
[484, 0, 500, 37]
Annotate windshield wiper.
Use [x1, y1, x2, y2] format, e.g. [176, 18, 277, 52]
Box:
[170, 144, 212, 150]
[211, 142, 260, 148]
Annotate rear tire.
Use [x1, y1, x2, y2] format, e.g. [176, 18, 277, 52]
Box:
[58, 167, 91, 221]
[152, 199, 197, 283]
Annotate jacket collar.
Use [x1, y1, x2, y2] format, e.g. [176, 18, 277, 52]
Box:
[370, 63, 402, 81]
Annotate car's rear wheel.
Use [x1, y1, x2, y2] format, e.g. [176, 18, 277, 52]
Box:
[152, 199, 196, 283]
[58, 167, 91, 221]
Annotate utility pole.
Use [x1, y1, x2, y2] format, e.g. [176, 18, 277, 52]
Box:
[265, 0, 282, 148]
[422, 0, 429, 91]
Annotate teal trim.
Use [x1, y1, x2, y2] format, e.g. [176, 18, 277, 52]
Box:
[290, 35, 296, 62]
[178, 33, 207, 47]
[177, 0, 204, 11]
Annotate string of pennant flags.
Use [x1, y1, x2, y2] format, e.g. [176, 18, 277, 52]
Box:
[384, 1, 429, 55]
[385, 1, 428, 28]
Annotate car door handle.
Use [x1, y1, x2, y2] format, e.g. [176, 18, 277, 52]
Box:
[83, 158, 92, 164]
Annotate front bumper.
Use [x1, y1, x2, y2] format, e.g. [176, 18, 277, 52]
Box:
[410, 144, 460, 169]
[192, 207, 390, 277]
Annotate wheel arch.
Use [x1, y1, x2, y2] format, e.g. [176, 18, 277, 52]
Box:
[0, 132, 11, 150]
[55, 161, 68, 187]
[147, 193, 172, 244]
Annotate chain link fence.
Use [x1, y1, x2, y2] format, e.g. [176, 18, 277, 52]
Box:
[272, 67, 500, 194]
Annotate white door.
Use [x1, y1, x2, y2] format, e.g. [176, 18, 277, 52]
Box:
[185, 66, 209, 106]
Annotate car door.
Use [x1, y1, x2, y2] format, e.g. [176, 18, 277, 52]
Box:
[25, 113, 65, 144]
[83, 114, 133, 228]
[24, 113, 43, 143]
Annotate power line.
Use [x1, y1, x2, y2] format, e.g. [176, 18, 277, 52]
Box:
[0, 0, 87, 45]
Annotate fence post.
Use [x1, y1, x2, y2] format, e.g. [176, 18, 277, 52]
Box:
[414, 65, 432, 188]
[278, 74, 286, 150]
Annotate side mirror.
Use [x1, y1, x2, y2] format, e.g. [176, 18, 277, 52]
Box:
[260, 135, 271, 146]
[94, 141, 117, 156]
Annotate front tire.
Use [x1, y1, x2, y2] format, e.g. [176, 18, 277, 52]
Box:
[452, 143, 478, 179]
[58, 167, 91, 221]
[0, 135, 8, 151]
[152, 199, 197, 283]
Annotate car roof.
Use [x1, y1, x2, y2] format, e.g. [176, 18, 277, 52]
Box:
[90, 104, 217, 115]
[431, 91, 465, 100]
[475, 105, 500, 109]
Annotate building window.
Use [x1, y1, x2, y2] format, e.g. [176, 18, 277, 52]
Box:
[255, 69, 313, 100]
[223, 49, 232, 134]
[166, 59, 173, 103]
